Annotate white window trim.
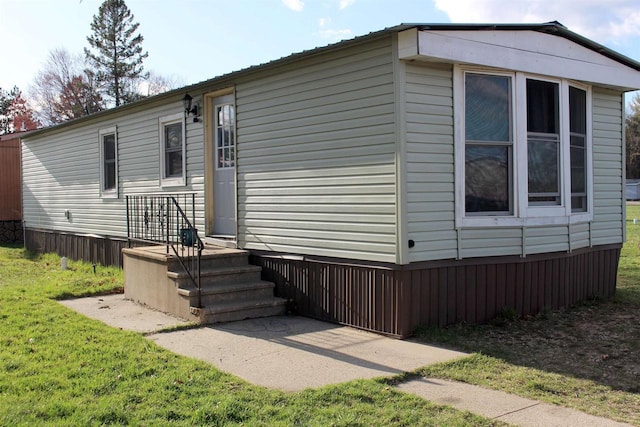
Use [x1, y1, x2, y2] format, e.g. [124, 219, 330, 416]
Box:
[159, 112, 186, 187]
[454, 65, 594, 228]
[98, 126, 118, 199]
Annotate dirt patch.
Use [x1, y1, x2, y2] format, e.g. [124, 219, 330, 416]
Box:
[418, 298, 640, 393]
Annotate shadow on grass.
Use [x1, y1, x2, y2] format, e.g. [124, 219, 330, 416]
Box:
[413, 295, 640, 393]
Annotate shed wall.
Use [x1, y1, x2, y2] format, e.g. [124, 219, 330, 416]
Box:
[235, 36, 398, 263]
[0, 137, 21, 221]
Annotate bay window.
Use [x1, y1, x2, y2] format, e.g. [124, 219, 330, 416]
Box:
[456, 67, 592, 227]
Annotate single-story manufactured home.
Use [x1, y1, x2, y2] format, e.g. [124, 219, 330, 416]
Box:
[22, 23, 640, 337]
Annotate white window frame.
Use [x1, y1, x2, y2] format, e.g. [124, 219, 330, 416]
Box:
[159, 113, 186, 187]
[98, 126, 118, 198]
[454, 65, 593, 228]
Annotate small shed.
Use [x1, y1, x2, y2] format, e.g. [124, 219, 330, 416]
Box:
[626, 180, 640, 201]
[0, 132, 26, 243]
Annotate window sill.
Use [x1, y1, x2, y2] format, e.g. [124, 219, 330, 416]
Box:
[160, 177, 186, 189]
[458, 213, 593, 228]
[100, 190, 119, 199]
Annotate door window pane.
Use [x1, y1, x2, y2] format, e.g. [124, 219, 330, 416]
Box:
[215, 103, 235, 169]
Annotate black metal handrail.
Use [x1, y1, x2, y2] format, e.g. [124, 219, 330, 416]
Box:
[126, 193, 203, 307]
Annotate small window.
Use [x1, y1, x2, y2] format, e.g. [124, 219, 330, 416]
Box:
[99, 126, 118, 198]
[464, 73, 513, 215]
[159, 113, 186, 186]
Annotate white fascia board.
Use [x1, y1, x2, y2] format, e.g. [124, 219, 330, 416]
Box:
[399, 29, 640, 91]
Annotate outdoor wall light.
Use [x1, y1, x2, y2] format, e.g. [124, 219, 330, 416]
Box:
[182, 93, 199, 122]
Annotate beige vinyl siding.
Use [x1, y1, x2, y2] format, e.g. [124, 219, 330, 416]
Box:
[22, 100, 206, 239]
[403, 61, 624, 263]
[525, 226, 569, 255]
[404, 62, 457, 262]
[590, 88, 624, 245]
[235, 37, 397, 263]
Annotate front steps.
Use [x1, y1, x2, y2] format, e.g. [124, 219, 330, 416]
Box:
[122, 245, 287, 324]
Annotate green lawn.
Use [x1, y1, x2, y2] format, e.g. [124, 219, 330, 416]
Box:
[0, 245, 497, 426]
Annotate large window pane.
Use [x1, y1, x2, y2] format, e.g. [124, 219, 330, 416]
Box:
[165, 123, 182, 149]
[527, 79, 561, 205]
[166, 151, 182, 177]
[527, 80, 559, 134]
[465, 74, 511, 142]
[104, 163, 116, 190]
[528, 135, 560, 196]
[103, 134, 115, 160]
[465, 145, 510, 213]
[570, 86, 587, 212]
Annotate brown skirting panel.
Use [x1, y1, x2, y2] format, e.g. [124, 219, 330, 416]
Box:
[24, 228, 128, 268]
[251, 244, 621, 338]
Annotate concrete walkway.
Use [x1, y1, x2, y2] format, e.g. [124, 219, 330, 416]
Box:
[398, 378, 633, 427]
[60, 294, 634, 427]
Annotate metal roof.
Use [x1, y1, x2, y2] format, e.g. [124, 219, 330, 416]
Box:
[25, 22, 640, 138]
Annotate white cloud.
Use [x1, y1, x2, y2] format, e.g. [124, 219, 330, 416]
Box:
[282, 0, 304, 12]
[339, 0, 356, 10]
[315, 28, 353, 41]
[319, 17, 329, 28]
[433, 0, 640, 46]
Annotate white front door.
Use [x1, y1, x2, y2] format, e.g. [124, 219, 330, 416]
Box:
[213, 95, 236, 236]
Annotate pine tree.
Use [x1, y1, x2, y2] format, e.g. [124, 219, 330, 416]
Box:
[84, 0, 148, 107]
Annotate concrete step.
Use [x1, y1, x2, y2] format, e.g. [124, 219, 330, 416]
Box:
[168, 265, 262, 286]
[194, 297, 288, 324]
[167, 247, 250, 272]
[178, 280, 276, 305]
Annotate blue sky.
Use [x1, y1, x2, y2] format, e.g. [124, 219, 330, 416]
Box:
[2, 0, 640, 98]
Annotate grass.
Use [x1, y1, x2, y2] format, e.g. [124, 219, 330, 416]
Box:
[0, 244, 499, 426]
[2, 204, 639, 425]
[413, 204, 640, 426]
